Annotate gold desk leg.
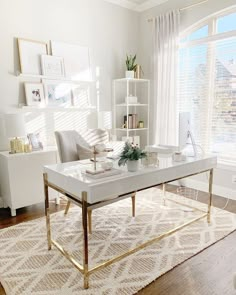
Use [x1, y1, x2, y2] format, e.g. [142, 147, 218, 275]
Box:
[64, 200, 71, 215]
[131, 193, 136, 217]
[163, 183, 166, 206]
[82, 192, 89, 289]
[207, 169, 213, 223]
[44, 173, 52, 250]
[88, 209, 92, 234]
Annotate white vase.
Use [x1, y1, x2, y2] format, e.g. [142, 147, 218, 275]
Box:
[125, 70, 134, 79]
[127, 160, 139, 172]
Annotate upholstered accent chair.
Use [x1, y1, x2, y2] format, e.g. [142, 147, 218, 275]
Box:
[55, 129, 136, 233]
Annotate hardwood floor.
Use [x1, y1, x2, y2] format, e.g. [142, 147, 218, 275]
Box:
[0, 186, 235, 295]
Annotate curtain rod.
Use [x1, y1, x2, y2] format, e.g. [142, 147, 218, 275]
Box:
[147, 0, 208, 22]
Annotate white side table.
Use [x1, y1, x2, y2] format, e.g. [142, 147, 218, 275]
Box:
[0, 147, 58, 216]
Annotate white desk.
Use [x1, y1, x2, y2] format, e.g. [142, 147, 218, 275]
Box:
[44, 154, 217, 289]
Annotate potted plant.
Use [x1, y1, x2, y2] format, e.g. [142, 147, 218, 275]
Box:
[118, 142, 147, 172]
[125, 54, 137, 79]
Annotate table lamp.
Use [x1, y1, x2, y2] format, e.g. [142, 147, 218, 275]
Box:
[5, 113, 26, 154]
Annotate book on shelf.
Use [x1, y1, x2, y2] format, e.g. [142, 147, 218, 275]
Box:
[132, 114, 137, 129]
[123, 113, 138, 129]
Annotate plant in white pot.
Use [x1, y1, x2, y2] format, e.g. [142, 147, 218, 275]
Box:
[118, 142, 147, 172]
[125, 54, 137, 79]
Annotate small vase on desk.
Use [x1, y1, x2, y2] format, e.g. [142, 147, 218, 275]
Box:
[127, 160, 139, 172]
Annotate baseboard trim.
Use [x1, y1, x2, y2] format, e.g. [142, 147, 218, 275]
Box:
[179, 179, 236, 201]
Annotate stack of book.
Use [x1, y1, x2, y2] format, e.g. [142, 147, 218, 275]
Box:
[124, 114, 138, 129]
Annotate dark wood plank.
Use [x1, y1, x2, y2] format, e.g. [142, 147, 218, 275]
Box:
[0, 187, 235, 295]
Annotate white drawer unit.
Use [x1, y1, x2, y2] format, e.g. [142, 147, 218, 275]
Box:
[0, 148, 58, 216]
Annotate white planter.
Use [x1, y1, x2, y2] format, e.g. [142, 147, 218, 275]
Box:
[127, 160, 139, 172]
[125, 70, 134, 79]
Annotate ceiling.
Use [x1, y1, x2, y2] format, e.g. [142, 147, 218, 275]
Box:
[104, 0, 169, 12]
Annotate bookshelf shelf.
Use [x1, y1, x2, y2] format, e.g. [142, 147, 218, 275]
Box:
[17, 73, 95, 84]
[20, 106, 96, 112]
[115, 128, 148, 131]
[115, 103, 148, 107]
[113, 78, 150, 148]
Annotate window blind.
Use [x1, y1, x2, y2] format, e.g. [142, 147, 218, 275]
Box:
[178, 35, 236, 164]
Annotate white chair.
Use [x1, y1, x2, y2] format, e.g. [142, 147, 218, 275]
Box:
[55, 129, 136, 233]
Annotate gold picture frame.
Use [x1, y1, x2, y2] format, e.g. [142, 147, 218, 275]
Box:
[18, 38, 48, 75]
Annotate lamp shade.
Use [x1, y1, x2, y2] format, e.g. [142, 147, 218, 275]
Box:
[5, 113, 26, 138]
[98, 111, 112, 130]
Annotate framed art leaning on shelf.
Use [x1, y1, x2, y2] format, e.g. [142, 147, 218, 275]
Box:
[41, 55, 65, 78]
[43, 79, 72, 107]
[18, 38, 48, 75]
[27, 133, 43, 151]
[24, 83, 45, 106]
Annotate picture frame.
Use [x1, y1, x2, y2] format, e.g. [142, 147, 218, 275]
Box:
[51, 41, 91, 81]
[43, 79, 72, 107]
[71, 84, 91, 107]
[27, 133, 43, 151]
[18, 38, 48, 75]
[24, 83, 45, 106]
[41, 55, 65, 78]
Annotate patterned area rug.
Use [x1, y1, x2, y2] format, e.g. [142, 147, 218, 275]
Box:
[1, 188, 236, 295]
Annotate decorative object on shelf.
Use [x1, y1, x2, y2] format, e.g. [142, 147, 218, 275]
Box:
[72, 84, 90, 107]
[27, 133, 43, 151]
[138, 120, 144, 128]
[118, 142, 147, 172]
[125, 95, 138, 104]
[51, 41, 91, 81]
[18, 38, 48, 75]
[134, 64, 143, 79]
[24, 82, 45, 106]
[41, 55, 65, 78]
[43, 79, 72, 107]
[125, 54, 137, 79]
[4, 113, 26, 154]
[86, 144, 113, 175]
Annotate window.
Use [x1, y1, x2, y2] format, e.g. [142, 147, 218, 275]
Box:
[180, 25, 208, 43]
[178, 9, 236, 164]
[217, 12, 236, 33]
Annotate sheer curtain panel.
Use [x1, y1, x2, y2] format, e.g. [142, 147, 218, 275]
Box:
[152, 10, 180, 145]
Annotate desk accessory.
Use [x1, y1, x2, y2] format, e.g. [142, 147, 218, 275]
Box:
[86, 144, 113, 175]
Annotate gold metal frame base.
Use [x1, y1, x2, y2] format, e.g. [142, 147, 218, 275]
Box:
[44, 168, 214, 289]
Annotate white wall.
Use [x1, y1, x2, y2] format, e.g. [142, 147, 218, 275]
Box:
[0, 0, 139, 149]
[138, 0, 236, 200]
[0, 0, 139, 204]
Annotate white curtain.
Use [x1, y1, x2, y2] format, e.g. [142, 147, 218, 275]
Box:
[152, 10, 180, 145]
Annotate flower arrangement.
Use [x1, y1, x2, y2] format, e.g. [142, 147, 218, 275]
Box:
[126, 54, 137, 71]
[118, 142, 147, 166]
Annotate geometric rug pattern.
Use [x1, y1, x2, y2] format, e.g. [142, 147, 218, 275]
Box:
[0, 188, 236, 295]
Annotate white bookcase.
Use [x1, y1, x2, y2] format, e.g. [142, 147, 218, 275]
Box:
[113, 78, 150, 148]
